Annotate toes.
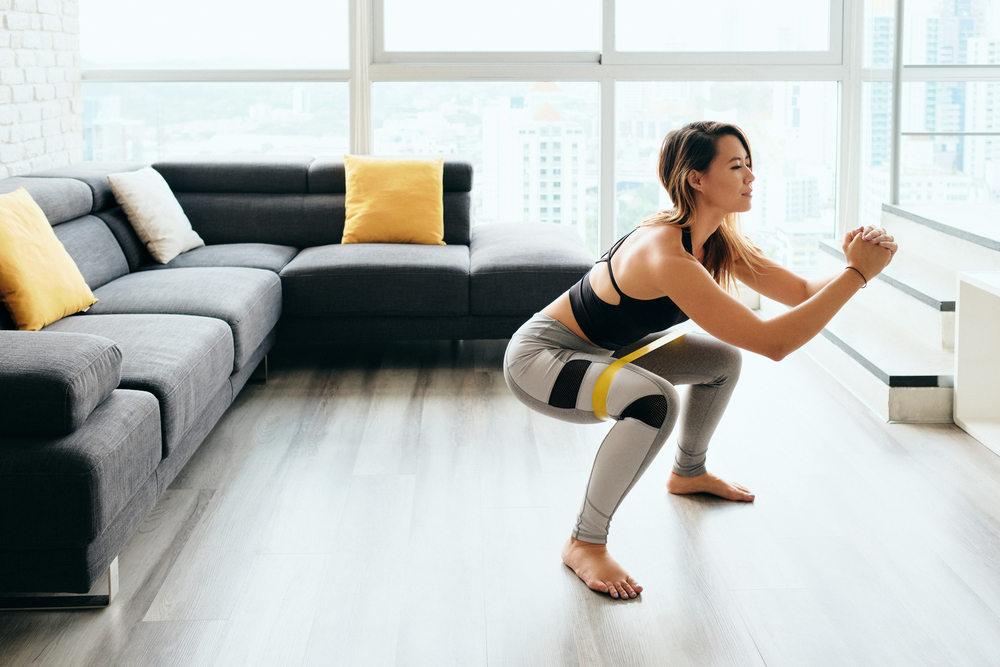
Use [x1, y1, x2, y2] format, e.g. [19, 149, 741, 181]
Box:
[628, 577, 643, 593]
[589, 579, 610, 595]
[622, 581, 638, 598]
[614, 583, 628, 599]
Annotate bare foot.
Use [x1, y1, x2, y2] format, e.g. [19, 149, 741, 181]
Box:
[666, 471, 755, 501]
[561, 537, 641, 599]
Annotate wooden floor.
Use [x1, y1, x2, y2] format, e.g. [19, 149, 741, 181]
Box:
[4, 339, 1000, 666]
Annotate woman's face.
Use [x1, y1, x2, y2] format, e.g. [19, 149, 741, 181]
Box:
[691, 134, 755, 214]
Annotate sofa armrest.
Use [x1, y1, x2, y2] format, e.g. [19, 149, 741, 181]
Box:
[0, 330, 122, 437]
[469, 222, 595, 316]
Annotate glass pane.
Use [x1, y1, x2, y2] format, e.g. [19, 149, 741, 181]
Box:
[903, 0, 1000, 65]
[373, 82, 600, 253]
[617, 0, 830, 52]
[860, 81, 892, 229]
[615, 82, 839, 271]
[80, 0, 348, 69]
[899, 79, 1000, 211]
[864, 0, 895, 68]
[82, 83, 348, 161]
[383, 0, 600, 52]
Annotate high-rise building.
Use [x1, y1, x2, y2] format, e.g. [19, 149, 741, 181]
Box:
[481, 84, 589, 238]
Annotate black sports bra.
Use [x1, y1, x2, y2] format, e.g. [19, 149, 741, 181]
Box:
[568, 227, 691, 350]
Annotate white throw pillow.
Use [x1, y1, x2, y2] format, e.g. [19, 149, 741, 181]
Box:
[107, 166, 205, 264]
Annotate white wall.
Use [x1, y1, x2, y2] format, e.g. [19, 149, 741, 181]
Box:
[0, 0, 81, 178]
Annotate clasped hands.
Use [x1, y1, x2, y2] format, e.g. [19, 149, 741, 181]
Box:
[843, 224, 896, 282]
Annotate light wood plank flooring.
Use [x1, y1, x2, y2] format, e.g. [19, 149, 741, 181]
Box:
[3, 339, 1000, 666]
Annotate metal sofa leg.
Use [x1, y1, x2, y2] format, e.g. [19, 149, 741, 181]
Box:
[249, 355, 268, 384]
[0, 557, 119, 610]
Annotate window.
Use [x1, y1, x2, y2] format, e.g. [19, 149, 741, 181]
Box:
[81, 0, 349, 159]
[383, 0, 600, 52]
[876, 0, 1000, 229]
[615, 81, 838, 242]
[83, 82, 349, 161]
[616, 0, 830, 52]
[80, 0, 845, 260]
[81, 0, 348, 69]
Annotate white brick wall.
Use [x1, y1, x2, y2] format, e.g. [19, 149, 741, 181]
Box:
[0, 0, 81, 179]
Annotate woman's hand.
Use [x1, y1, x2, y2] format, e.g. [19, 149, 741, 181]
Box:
[860, 225, 898, 259]
[844, 227, 893, 283]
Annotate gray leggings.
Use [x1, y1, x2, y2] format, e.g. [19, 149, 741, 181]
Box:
[503, 313, 741, 544]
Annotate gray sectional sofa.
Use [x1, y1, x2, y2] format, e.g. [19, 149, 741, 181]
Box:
[0, 157, 594, 603]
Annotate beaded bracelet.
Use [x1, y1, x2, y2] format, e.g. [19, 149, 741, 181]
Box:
[845, 266, 867, 288]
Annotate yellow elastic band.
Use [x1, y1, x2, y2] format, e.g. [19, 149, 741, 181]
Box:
[591, 331, 686, 421]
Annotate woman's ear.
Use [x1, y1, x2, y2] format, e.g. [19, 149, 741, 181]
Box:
[686, 169, 703, 192]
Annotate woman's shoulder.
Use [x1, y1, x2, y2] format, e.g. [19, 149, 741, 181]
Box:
[632, 223, 695, 263]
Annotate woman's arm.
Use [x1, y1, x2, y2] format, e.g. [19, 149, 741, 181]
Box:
[733, 226, 897, 307]
[733, 256, 837, 307]
[660, 231, 893, 361]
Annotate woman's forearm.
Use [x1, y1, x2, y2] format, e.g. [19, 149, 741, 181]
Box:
[761, 269, 866, 360]
[803, 273, 838, 301]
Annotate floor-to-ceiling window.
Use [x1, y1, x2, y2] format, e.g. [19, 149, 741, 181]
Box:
[80, 0, 851, 262]
[860, 0, 1000, 231]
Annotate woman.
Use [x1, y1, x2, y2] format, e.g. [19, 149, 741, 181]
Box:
[503, 121, 896, 600]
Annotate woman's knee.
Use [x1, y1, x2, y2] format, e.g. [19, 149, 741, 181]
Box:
[616, 374, 680, 430]
[718, 342, 742, 382]
[691, 335, 742, 386]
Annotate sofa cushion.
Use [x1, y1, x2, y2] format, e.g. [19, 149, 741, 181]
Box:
[469, 222, 594, 316]
[342, 155, 445, 246]
[26, 162, 146, 213]
[96, 206, 151, 272]
[154, 156, 313, 194]
[84, 267, 281, 373]
[279, 244, 470, 317]
[174, 193, 345, 248]
[0, 188, 98, 331]
[54, 215, 130, 290]
[0, 176, 93, 225]
[46, 314, 234, 457]
[0, 389, 161, 546]
[0, 330, 122, 437]
[138, 243, 299, 274]
[108, 166, 206, 264]
[307, 159, 473, 246]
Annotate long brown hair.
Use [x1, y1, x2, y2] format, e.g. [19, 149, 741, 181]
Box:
[640, 120, 767, 290]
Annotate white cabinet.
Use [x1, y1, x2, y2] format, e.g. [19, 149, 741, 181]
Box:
[955, 272, 1000, 455]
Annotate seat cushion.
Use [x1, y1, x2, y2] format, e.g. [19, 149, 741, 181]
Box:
[138, 243, 299, 274]
[46, 314, 235, 457]
[469, 222, 594, 316]
[85, 267, 281, 373]
[279, 243, 470, 317]
[0, 388, 161, 546]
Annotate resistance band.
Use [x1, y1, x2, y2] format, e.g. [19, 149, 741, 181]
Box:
[591, 330, 686, 421]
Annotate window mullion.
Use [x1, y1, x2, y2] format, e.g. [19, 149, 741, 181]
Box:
[351, 0, 373, 154]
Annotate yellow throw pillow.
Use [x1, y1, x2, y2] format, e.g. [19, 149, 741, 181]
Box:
[0, 188, 98, 331]
[342, 155, 446, 245]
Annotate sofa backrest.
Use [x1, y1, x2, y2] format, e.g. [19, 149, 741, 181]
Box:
[154, 156, 474, 247]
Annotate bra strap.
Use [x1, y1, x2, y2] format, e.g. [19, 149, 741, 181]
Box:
[681, 226, 693, 254]
[602, 229, 635, 298]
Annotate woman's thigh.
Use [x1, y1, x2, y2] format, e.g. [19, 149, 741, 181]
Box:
[617, 331, 742, 388]
[504, 319, 679, 425]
